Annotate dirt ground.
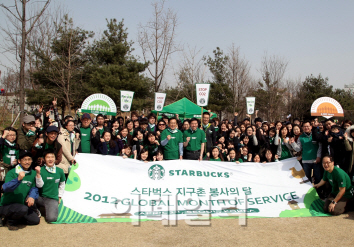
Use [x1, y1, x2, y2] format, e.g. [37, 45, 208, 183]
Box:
[1, 213, 354, 247]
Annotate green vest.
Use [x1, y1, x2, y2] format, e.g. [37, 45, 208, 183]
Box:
[0, 169, 36, 206]
[80, 127, 91, 153]
[161, 129, 183, 160]
[300, 133, 319, 161]
[39, 166, 66, 201]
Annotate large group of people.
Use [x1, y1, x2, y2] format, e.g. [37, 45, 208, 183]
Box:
[0, 99, 353, 230]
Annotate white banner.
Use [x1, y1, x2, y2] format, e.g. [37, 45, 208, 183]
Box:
[120, 91, 134, 112]
[57, 155, 328, 224]
[154, 93, 166, 111]
[246, 97, 256, 115]
[196, 84, 210, 107]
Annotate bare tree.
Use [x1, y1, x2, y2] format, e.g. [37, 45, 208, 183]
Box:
[225, 44, 252, 114]
[257, 53, 288, 121]
[174, 46, 207, 102]
[26, 3, 67, 91]
[0, 0, 51, 122]
[138, 0, 179, 92]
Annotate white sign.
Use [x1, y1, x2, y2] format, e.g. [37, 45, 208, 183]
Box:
[56, 156, 328, 224]
[81, 94, 117, 116]
[120, 91, 134, 112]
[311, 97, 344, 119]
[246, 97, 256, 115]
[154, 93, 166, 111]
[196, 84, 210, 107]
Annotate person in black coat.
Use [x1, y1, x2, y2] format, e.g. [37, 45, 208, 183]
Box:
[97, 131, 123, 156]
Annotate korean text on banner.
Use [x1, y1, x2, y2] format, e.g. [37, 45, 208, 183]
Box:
[56, 155, 328, 224]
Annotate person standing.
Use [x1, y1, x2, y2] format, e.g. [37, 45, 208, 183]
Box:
[75, 113, 97, 154]
[292, 121, 322, 184]
[160, 117, 183, 160]
[314, 156, 354, 215]
[202, 112, 216, 157]
[17, 115, 37, 151]
[57, 120, 80, 175]
[183, 118, 206, 160]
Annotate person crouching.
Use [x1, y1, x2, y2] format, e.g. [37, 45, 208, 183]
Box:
[35, 149, 65, 223]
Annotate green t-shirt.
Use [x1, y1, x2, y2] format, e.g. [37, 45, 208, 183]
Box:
[1, 141, 19, 165]
[98, 127, 104, 137]
[183, 128, 207, 151]
[0, 168, 36, 206]
[323, 166, 354, 199]
[39, 166, 66, 201]
[161, 128, 183, 160]
[45, 143, 54, 150]
[80, 127, 91, 153]
[209, 157, 221, 161]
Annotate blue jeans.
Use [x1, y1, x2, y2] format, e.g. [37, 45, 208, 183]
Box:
[303, 162, 321, 184]
[36, 196, 59, 222]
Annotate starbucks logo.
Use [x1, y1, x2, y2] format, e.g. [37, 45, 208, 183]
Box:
[199, 98, 205, 104]
[248, 108, 254, 114]
[123, 104, 129, 110]
[157, 105, 162, 110]
[148, 164, 165, 180]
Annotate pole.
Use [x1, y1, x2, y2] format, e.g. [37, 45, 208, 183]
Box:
[201, 107, 203, 120]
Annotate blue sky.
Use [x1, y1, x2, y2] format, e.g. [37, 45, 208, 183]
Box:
[1, 0, 353, 89]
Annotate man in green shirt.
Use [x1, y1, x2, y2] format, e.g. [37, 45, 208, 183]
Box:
[183, 118, 206, 161]
[161, 117, 183, 160]
[314, 156, 354, 215]
[76, 113, 97, 153]
[35, 149, 66, 222]
[0, 151, 40, 231]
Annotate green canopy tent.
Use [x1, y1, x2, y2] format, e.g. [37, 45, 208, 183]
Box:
[151, 97, 217, 121]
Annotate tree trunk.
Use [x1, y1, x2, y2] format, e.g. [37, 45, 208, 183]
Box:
[19, 0, 27, 123]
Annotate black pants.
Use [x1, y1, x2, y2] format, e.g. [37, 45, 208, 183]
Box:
[323, 194, 350, 216]
[184, 150, 200, 160]
[0, 203, 40, 226]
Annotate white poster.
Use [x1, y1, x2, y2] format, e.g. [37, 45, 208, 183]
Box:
[246, 97, 256, 115]
[120, 91, 134, 112]
[154, 93, 166, 111]
[56, 156, 328, 224]
[196, 84, 210, 107]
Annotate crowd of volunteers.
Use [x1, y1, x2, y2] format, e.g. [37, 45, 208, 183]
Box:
[0, 99, 353, 230]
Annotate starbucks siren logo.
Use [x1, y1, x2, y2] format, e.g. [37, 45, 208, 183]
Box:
[123, 104, 129, 110]
[157, 105, 162, 110]
[148, 164, 165, 180]
[248, 108, 254, 114]
[199, 98, 205, 104]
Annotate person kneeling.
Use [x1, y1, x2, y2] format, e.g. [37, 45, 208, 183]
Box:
[0, 150, 40, 231]
[35, 149, 65, 223]
[314, 156, 354, 215]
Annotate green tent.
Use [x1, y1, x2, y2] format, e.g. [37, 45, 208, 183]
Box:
[151, 97, 217, 120]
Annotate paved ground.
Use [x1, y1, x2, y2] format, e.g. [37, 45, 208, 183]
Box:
[1, 212, 354, 247]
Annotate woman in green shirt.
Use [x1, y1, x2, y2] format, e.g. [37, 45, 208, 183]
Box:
[274, 126, 294, 160]
[208, 147, 224, 161]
